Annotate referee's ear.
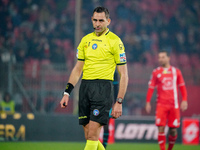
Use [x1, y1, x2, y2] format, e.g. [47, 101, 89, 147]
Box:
[107, 18, 111, 26]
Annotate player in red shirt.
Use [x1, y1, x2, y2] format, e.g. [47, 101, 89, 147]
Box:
[145, 50, 188, 150]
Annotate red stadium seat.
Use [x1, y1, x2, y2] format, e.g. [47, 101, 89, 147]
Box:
[144, 52, 155, 66]
[170, 53, 178, 66]
[190, 54, 200, 69]
[24, 59, 40, 79]
[178, 53, 191, 68]
[181, 67, 194, 85]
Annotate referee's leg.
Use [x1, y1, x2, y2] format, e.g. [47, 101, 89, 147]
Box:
[83, 120, 105, 150]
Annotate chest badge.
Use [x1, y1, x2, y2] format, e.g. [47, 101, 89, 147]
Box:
[163, 70, 168, 74]
[92, 43, 98, 50]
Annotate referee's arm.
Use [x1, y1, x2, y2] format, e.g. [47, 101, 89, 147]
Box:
[111, 64, 128, 118]
[60, 61, 84, 108]
[117, 64, 128, 98]
[68, 61, 84, 85]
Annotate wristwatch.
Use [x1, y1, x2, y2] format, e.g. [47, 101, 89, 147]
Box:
[117, 97, 123, 104]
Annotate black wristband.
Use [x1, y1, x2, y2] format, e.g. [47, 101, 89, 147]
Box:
[65, 83, 74, 94]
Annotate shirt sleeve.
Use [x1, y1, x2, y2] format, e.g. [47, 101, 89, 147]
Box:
[177, 69, 185, 86]
[146, 88, 154, 102]
[148, 70, 157, 89]
[76, 37, 85, 61]
[113, 38, 127, 65]
[179, 85, 187, 101]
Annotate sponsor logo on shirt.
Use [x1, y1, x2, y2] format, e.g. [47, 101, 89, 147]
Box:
[162, 77, 173, 90]
[163, 70, 168, 74]
[92, 39, 102, 42]
[120, 53, 126, 62]
[92, 43, 98, 50]
[162, 70, 171, 74]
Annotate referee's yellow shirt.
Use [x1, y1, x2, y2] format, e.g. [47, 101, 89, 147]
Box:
[77, 29, 126, 80]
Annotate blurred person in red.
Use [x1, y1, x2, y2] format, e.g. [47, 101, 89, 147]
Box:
[145, 50, 188, 150]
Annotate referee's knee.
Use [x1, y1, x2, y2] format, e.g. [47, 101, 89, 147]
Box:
[87, 130, 99, 141]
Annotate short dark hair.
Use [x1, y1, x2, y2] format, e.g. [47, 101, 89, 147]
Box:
[3, 92, 11, 101]
[159, 49, 170, 57]
[93, 7, 109, 19]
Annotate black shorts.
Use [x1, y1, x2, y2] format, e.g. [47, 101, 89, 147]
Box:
[79, 79, 114, 125]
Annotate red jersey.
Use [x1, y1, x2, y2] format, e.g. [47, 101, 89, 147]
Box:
[148, 66, 186, 108]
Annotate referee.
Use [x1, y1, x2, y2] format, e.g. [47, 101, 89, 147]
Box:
[60, 7, 128, 150]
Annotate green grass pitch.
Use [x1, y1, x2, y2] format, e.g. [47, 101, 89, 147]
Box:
[0, 142, 199, 150]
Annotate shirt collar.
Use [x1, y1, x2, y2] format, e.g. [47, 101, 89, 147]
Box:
[93, 28, 109, 37]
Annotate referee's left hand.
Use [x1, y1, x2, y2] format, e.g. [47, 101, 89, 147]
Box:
[60, 95, 69, 108]
[111, 102, 122, 119]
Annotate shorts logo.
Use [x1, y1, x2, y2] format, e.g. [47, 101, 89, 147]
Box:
[156, 118, 161, 124]
[93, 109, 100, 116]
[79, 116, 87, 119]
[92, 44, 98, 50]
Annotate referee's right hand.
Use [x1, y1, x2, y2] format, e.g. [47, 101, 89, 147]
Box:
[60, 95, 69, 108]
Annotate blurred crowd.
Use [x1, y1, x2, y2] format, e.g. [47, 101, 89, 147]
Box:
[81, 0, 200, 65]
[0, 0, 75, 66]
[0, 0, 200, 66]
